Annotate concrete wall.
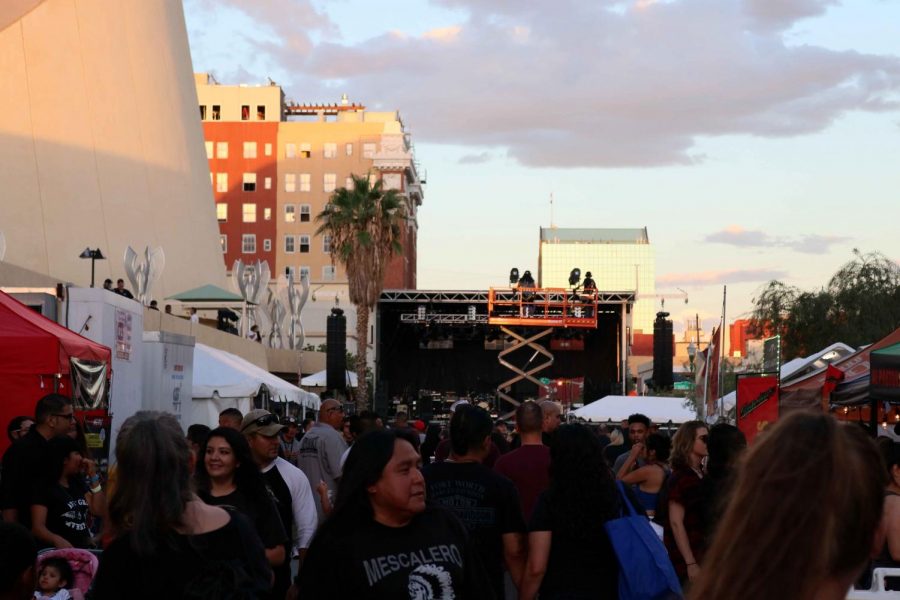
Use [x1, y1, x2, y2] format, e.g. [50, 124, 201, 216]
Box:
[0, 0, 226, 299]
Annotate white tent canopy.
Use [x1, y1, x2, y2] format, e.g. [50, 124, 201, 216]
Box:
[572, 395, 697, 424]
[300, 369, 358, 388]
[192, 344, 320, 426]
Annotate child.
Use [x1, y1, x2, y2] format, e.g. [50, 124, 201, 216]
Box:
[34, 557, 73, 600]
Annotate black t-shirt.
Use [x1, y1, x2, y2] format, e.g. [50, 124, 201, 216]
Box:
[422, 461, 525, 598]
[32, 477, 92, 548]
[91, 509, 271, 599]
[262, 466, 294, 599]
[0, 429, 51, 527]
[198, 487, 288, 550]
[529, 491, 620, 599]
[299, 506, 495, 599]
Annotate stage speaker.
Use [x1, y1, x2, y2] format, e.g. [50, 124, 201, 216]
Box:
[652, 311, 674, 390]
[326, 308, 347, 391]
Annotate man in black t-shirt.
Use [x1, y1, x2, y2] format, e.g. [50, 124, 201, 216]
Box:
[422, 405, 526, 598]
[0, 394, 75, 527]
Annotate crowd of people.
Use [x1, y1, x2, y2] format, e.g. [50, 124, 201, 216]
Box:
[0, 393, 897, 599]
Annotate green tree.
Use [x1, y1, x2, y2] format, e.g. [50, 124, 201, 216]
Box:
[316, 173, 406, 411]
[750, 250, 900, 359]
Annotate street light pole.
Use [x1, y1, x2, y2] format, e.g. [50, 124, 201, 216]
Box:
[687, 340, 699, 418]
[78, 247, 106, 287]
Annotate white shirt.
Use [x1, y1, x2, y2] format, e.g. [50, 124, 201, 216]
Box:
[189, 313, 199, 323]
[261, 456, 318, 553]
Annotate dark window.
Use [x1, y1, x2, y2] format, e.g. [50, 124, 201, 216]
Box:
[241, 105, 250, 120]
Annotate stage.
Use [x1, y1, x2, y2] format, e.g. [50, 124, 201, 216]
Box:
[374, 289, 635, 417]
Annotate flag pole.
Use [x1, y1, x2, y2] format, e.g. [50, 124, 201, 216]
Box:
[719, 285, 727, 419]
[704, 326, 713, 417]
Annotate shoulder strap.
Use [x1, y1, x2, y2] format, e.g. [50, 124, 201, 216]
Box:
[615, 480, 638, 517]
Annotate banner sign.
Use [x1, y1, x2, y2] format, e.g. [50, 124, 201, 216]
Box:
[736, 374, 779, 443]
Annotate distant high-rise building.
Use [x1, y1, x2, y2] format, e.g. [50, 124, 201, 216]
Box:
[538, 227, 655, 333]
[194, 74, 424, 290]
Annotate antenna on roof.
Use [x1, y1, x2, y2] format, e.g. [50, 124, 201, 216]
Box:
[550, 193, 556, 229]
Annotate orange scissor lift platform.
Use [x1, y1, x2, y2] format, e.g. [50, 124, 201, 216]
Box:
[488, 288, 599, 415]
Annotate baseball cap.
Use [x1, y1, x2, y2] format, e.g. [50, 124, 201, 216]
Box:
[283, 416, 299, 426]
[240, 409, 284, 436]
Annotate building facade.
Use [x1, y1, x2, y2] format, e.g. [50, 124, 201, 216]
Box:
[538, 227, 656, 333]
[195, 74, 423, 290]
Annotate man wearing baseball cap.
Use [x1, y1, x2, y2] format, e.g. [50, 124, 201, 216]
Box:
[242, 409, 317, 599]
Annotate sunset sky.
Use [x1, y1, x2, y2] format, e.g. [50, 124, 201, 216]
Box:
[184, 0, 900, 338]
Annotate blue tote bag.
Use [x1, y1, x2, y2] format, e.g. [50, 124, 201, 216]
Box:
[603, 481, 683, 600]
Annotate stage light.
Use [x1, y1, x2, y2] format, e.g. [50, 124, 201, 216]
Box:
[509, 268, 520, 285]
[467, 305, 477, 321]
[568, 267, 581, 287]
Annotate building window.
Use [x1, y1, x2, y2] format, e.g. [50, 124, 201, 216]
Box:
[323, 265, 336, 281]
[241, 105, 250, 121]
[323, 234, 332, 254]
[284, 205, 296, 223]
[242, 203, 257, 223]
[216, 203, 227, 222]
[257, 105, 266, 120]
[285, 266, 297, 278]
[285, 173, 296, 193]
[216, 173, 228, 193]
[299, 266, 310, 280]
[263, 239, 271, 252]
[242, 234, 256, 253]
[299, 173, 311, 192]
[264, 143, 272, 156]
[243, 142, 257, 159]
[299, 235, 310, 253]
[346, 143, 353, 156]
[300, 204, 311, 222]
[264, 177, 271, 190]
[205, 141, 213, 159]
[264, 207, 271, 221]
[286, 143, 296, 159]
[212, 105, 221, 121]
[324, 143, 337, 159]
[324, 173, 337, 193]
[243, 173, 257, 192]
[345, 176, 353, 190]
[363, 143, 376, 158]
[284, 235, 295, 253]
[216, 142, 228, 159]
[300, 143, 311, 158]
[200, 105, 207, 120]
[382, 173, 402, 191]
[219, 234, 227, 254]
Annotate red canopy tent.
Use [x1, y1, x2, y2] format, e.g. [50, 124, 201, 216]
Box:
[0, 290, 112, 455]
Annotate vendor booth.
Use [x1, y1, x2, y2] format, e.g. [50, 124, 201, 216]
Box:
[0, 290, 111, 455]
[191, 343, 319, 426]
[571, 395, 696, 429]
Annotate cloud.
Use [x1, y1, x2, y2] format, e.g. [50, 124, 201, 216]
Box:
[185, 0, 900, 168]
[458, 151, 493, 164]
[658, 268, 788, 286]
[703, 226, 851, 253]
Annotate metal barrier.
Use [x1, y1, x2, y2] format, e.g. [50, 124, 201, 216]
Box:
[847, 568, 900, 599]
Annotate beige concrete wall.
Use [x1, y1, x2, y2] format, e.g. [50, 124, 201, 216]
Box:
[0, 0, 226, 300]
[196, 73, 284, 123]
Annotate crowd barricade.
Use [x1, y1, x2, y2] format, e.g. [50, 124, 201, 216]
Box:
[847, 568, 900, 599]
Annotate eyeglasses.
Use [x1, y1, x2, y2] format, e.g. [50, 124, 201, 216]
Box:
[242, 413, 279, 432]
[53, 413, 76, 422]
[699, 434, 709, 443]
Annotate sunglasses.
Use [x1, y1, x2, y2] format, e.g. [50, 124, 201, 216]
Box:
[326, 406, 345, 414]
[242, 413, 279, 432]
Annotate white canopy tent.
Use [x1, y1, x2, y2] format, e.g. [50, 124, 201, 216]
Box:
[191, 343, 320, 426]
[572, 395, 697, 425]
[300, 369, 358, 388]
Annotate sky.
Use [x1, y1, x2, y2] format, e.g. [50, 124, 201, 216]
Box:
[183, 0, 900, 337]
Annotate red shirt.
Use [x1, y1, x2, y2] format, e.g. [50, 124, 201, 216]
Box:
[493, 444, 551, 520]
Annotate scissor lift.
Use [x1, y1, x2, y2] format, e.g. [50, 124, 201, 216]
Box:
[488, 288, 598, 414]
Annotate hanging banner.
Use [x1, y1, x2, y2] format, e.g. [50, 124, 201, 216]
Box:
[736, 374, 779, 443]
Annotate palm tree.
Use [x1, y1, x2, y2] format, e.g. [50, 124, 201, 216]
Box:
[316, 173, 406, 410]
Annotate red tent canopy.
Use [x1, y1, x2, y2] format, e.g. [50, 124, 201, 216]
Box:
[0, 291, 112, 455]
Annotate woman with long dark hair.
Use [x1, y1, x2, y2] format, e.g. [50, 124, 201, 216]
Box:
[298, 429, 493, 598]
[520, 423, 624, 600]
[662, 420, 708, 584]
[91, 412, 271, 599]
[194, 427, 288, 568]
[690, 412, 884, 600]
